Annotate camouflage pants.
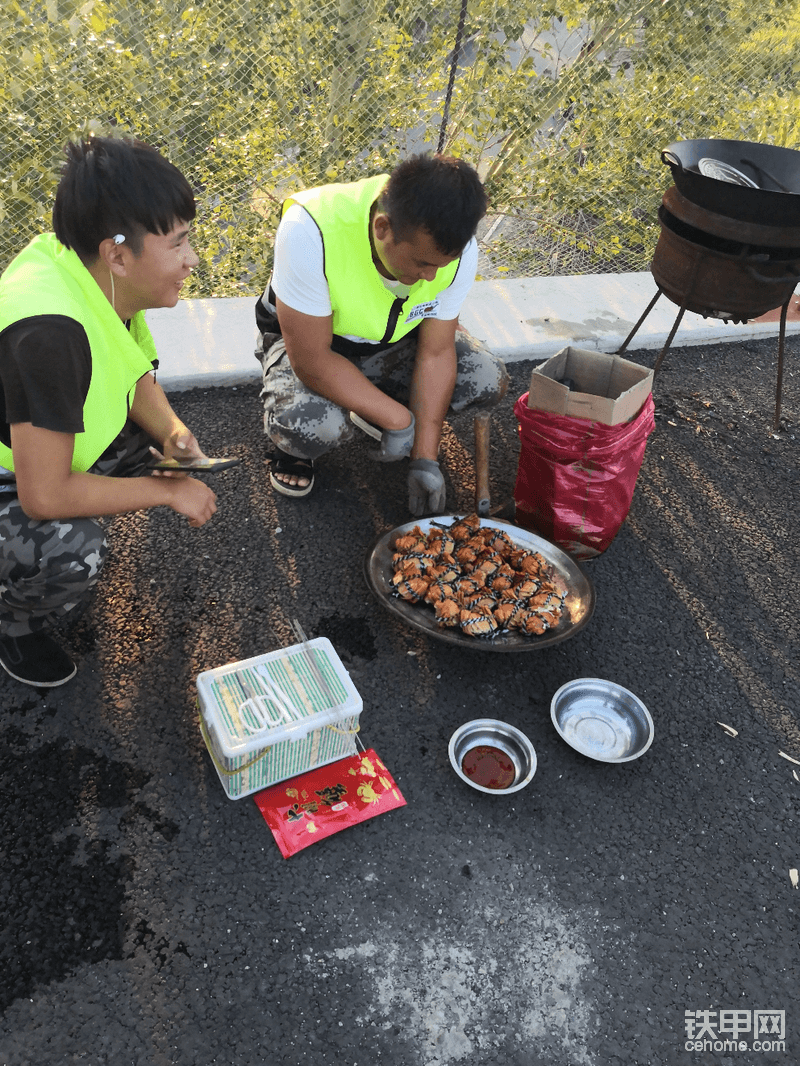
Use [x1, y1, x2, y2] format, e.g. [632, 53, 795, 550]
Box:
[255, 330, 510, 460]
[0, 421, 156, 637]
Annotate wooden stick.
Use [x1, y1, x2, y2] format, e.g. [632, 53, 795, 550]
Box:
[474, 410, 492, 517]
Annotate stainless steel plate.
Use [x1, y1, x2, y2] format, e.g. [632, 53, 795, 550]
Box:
[698, 157, 759, 188]
[364, 516, 595, 652]
[550, 678, 654, 762]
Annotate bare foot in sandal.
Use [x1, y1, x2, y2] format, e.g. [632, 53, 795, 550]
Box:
[269, 447, 315, 497]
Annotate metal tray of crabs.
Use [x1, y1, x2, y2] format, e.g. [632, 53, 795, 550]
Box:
[364, 514, 595, 652]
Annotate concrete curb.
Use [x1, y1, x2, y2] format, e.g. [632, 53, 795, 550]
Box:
[145, 273, 800, 392]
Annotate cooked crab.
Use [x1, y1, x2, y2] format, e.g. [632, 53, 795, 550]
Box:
[434, 598, 461, 627]
[390, 519, 568, 638]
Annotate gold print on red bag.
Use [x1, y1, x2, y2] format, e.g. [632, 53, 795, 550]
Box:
[357, 781, 381, 804]
[255, 748, 408, 858]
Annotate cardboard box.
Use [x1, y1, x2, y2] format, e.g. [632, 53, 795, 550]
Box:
[527, 346, 653, 425]
[196, 638, 362, 800]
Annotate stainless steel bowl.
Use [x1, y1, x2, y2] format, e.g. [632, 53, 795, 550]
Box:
[448, 719, 537, 794]
[550, 679, 654, 763]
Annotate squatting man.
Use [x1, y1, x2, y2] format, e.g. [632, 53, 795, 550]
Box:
[0, 136, 217, 689]
[254, 153, 509, 514]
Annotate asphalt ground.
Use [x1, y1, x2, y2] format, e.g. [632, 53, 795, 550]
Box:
[1, 334, 798, 1066]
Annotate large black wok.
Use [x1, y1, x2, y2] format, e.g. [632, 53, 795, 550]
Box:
[661, 139, 800, 227]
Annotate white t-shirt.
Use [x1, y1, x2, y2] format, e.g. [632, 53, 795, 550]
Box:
[264, 204, 477, 344]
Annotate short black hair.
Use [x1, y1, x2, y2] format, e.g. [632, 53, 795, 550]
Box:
[379, 154, 487, 256]
[52, 136, 196, 262]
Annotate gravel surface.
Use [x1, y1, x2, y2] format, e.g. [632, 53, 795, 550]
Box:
[1, 334, 798, 1066]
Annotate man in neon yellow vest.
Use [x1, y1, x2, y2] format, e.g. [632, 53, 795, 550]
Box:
[255, 154, 508, 513]
[0, 137, 217, 688]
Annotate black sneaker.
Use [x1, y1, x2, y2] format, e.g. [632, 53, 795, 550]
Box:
[0, 632, 77, 687]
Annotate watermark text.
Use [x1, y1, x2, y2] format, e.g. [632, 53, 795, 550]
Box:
[684, 1010, 786, 1053]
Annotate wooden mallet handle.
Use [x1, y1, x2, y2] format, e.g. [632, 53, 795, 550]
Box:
[474, 410, 491, 517]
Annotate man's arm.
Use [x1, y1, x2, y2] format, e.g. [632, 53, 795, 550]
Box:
[10, 423, 217, 527]
[276, 298, 411, 432]
[408, 316, 458, 460]
[129, 370, 204, 461]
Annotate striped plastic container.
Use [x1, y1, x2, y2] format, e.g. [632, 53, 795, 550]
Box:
[196, 638, 362, 800]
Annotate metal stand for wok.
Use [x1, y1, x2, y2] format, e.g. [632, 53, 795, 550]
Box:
[615, 285, 791, 431]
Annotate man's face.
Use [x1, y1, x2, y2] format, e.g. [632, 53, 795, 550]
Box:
[371, 215, 459, 286]
[123, 220, 199, 312]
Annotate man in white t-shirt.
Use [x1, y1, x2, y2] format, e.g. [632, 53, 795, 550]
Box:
[254, 154, 508, 516]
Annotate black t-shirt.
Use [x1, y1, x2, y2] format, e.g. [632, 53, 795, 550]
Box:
[0, 315, 91, 449]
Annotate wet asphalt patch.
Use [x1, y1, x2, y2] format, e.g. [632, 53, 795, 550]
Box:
[0, 725, 147, 1011]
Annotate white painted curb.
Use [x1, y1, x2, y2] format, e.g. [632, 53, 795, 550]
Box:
[145, 274, 800, 392]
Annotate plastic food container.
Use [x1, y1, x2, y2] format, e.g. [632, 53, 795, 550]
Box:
[196, 638, 362, 799]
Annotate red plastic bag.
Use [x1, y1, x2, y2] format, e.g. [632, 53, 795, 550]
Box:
[513, 392, 655, 560]
[253, 748, 406, 858]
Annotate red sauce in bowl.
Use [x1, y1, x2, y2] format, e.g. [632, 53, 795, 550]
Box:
[461, 745, 516, 789]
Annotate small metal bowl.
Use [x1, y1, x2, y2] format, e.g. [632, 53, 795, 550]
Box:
[448, 719, 537, 794]
[550, 679, 654, 763]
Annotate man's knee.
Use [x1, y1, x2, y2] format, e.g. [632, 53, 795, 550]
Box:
[13, 517, 107, 581]
[452, 334, 509, 411]
[255, 332, 284, 372]
[0, 513, 107, 631]
[266, 397, 355, 459]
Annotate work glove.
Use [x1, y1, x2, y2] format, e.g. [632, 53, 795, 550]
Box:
[371, 412, 415, 462]
[408, 458, 446, 517]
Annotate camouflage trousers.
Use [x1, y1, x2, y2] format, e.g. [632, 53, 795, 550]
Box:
[255, 329, 510, 460]
[0, 421, 156, 638]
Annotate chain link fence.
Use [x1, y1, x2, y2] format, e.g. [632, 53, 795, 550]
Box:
[2, 0, 798, 297]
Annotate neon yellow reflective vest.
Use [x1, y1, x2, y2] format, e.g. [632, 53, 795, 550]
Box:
[286, 174, 462, 344]
[0, 233, 156, 472]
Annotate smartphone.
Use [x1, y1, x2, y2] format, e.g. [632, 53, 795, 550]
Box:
[149, 456, 241, 472]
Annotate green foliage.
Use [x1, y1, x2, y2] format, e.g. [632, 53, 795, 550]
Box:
[2, 0, 799, 291]
[479, 0, 800, 273]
